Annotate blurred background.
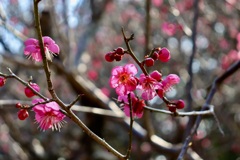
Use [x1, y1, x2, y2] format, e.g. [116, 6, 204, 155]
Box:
[0, 0, 240, 159]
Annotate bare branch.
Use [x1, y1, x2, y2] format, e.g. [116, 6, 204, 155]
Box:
[67, 94, 83, 109]
[0, 68, 48, 101]
[178, 60, 240, 160]
[144, 105, 214, 116]
[124, 93, 134, 159]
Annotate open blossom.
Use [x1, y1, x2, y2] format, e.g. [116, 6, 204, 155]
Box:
[24, 36, 60, 62]
[32, 99, 65, 131]
[137, 71, 162, 100]
[157, 74, 180, 98]
[109, 64, 138, 96]
[118, 93, 145, 118]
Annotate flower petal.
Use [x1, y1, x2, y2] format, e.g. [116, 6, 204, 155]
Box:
[48, 43, 60, 54]
[111, 66, 123, 76]
[24, 45, 38, 55]
[43, 36, 54, 45]
[24, 38, 38, 46]
[124, 64, 138, 75]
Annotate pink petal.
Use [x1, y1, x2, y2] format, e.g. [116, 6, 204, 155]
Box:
[35, 113, 43, 122]
[48, 44, 60, 54]
[124, 105, 130, 117]
[126, 77, 137, 91]
[32, 98, 44, 105]
[116, 85, 126, 95]
[135, 111, 143, 118]
[24, 45, 38, 55]
[124, 64, 138, 75]
[141, 90, 156, 100]
[109, 76, 119, 88]
[43, 36, 54, 45]
[31, 52, 43, 62]
[111, 66, 123, 76]
[24, 38, 38, 46]
[150, 70, 162, 81]
[46, 102, 60, 111]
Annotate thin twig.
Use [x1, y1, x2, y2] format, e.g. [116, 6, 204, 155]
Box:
[28, 99, 54, 109]
[121, 28, 148, 75]
[0, 69, 48, 101]
[144, 105, 214, 116]
[124, 94, 134, 159]
[184, 0, 200, 139]
[177, 60, 240, 160]
[67, 94, 83, 109]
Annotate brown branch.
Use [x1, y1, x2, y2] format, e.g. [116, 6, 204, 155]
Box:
[184, 0, 200, 140]
[0, 68, 48, 101]
[177, 60, 240, 160]
[121, 28, 148, 75]
[67, 94, 82, 109]
[144, 105, 214, 116]
[33, 0, 63, 105]
[124, 94, 134, 159]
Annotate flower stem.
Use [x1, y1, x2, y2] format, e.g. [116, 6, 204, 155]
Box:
[124, 93, 134, 159]
[121, 28, 148, 75]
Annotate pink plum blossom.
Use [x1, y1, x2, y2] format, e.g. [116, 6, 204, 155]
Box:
[32, 99, 65, 131]
[137, 72, 162, 100]
[157, 74, 180, 98]
[118, 93, 145, 118]
[162, 74, 180, 91]
[24, 36, 60, 62]
[109, 64, 138, 96]
[161, 22, 177, 36]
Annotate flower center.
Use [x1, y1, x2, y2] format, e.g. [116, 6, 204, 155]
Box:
[119, 73, 130, 83]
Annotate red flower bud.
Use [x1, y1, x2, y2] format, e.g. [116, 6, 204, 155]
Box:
[18, 109, 29, 120]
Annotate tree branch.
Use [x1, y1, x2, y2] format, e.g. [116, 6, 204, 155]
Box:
[177, 60, 240, 160]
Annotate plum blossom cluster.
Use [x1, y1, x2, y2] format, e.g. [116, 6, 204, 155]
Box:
[14, 81, 65, 131]
[0, 36, 66, 131]
[106, 47, 185, 118]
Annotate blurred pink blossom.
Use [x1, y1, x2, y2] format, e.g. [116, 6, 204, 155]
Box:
[221, 50, 240, 69]
[109, 64, 138, 96]
[87, 70, 98, 81]
[32, 99, 65, 131]
[152, 0, 163, 7]
[24, 36, 60, 62]
[157, 74, 180, 98]
[219, 38, 230, 50]
[161, 22, 177, 36]
[236, 32, 240, 50]
[118, 92, 145, 118]
[162, 74, 180, 92]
